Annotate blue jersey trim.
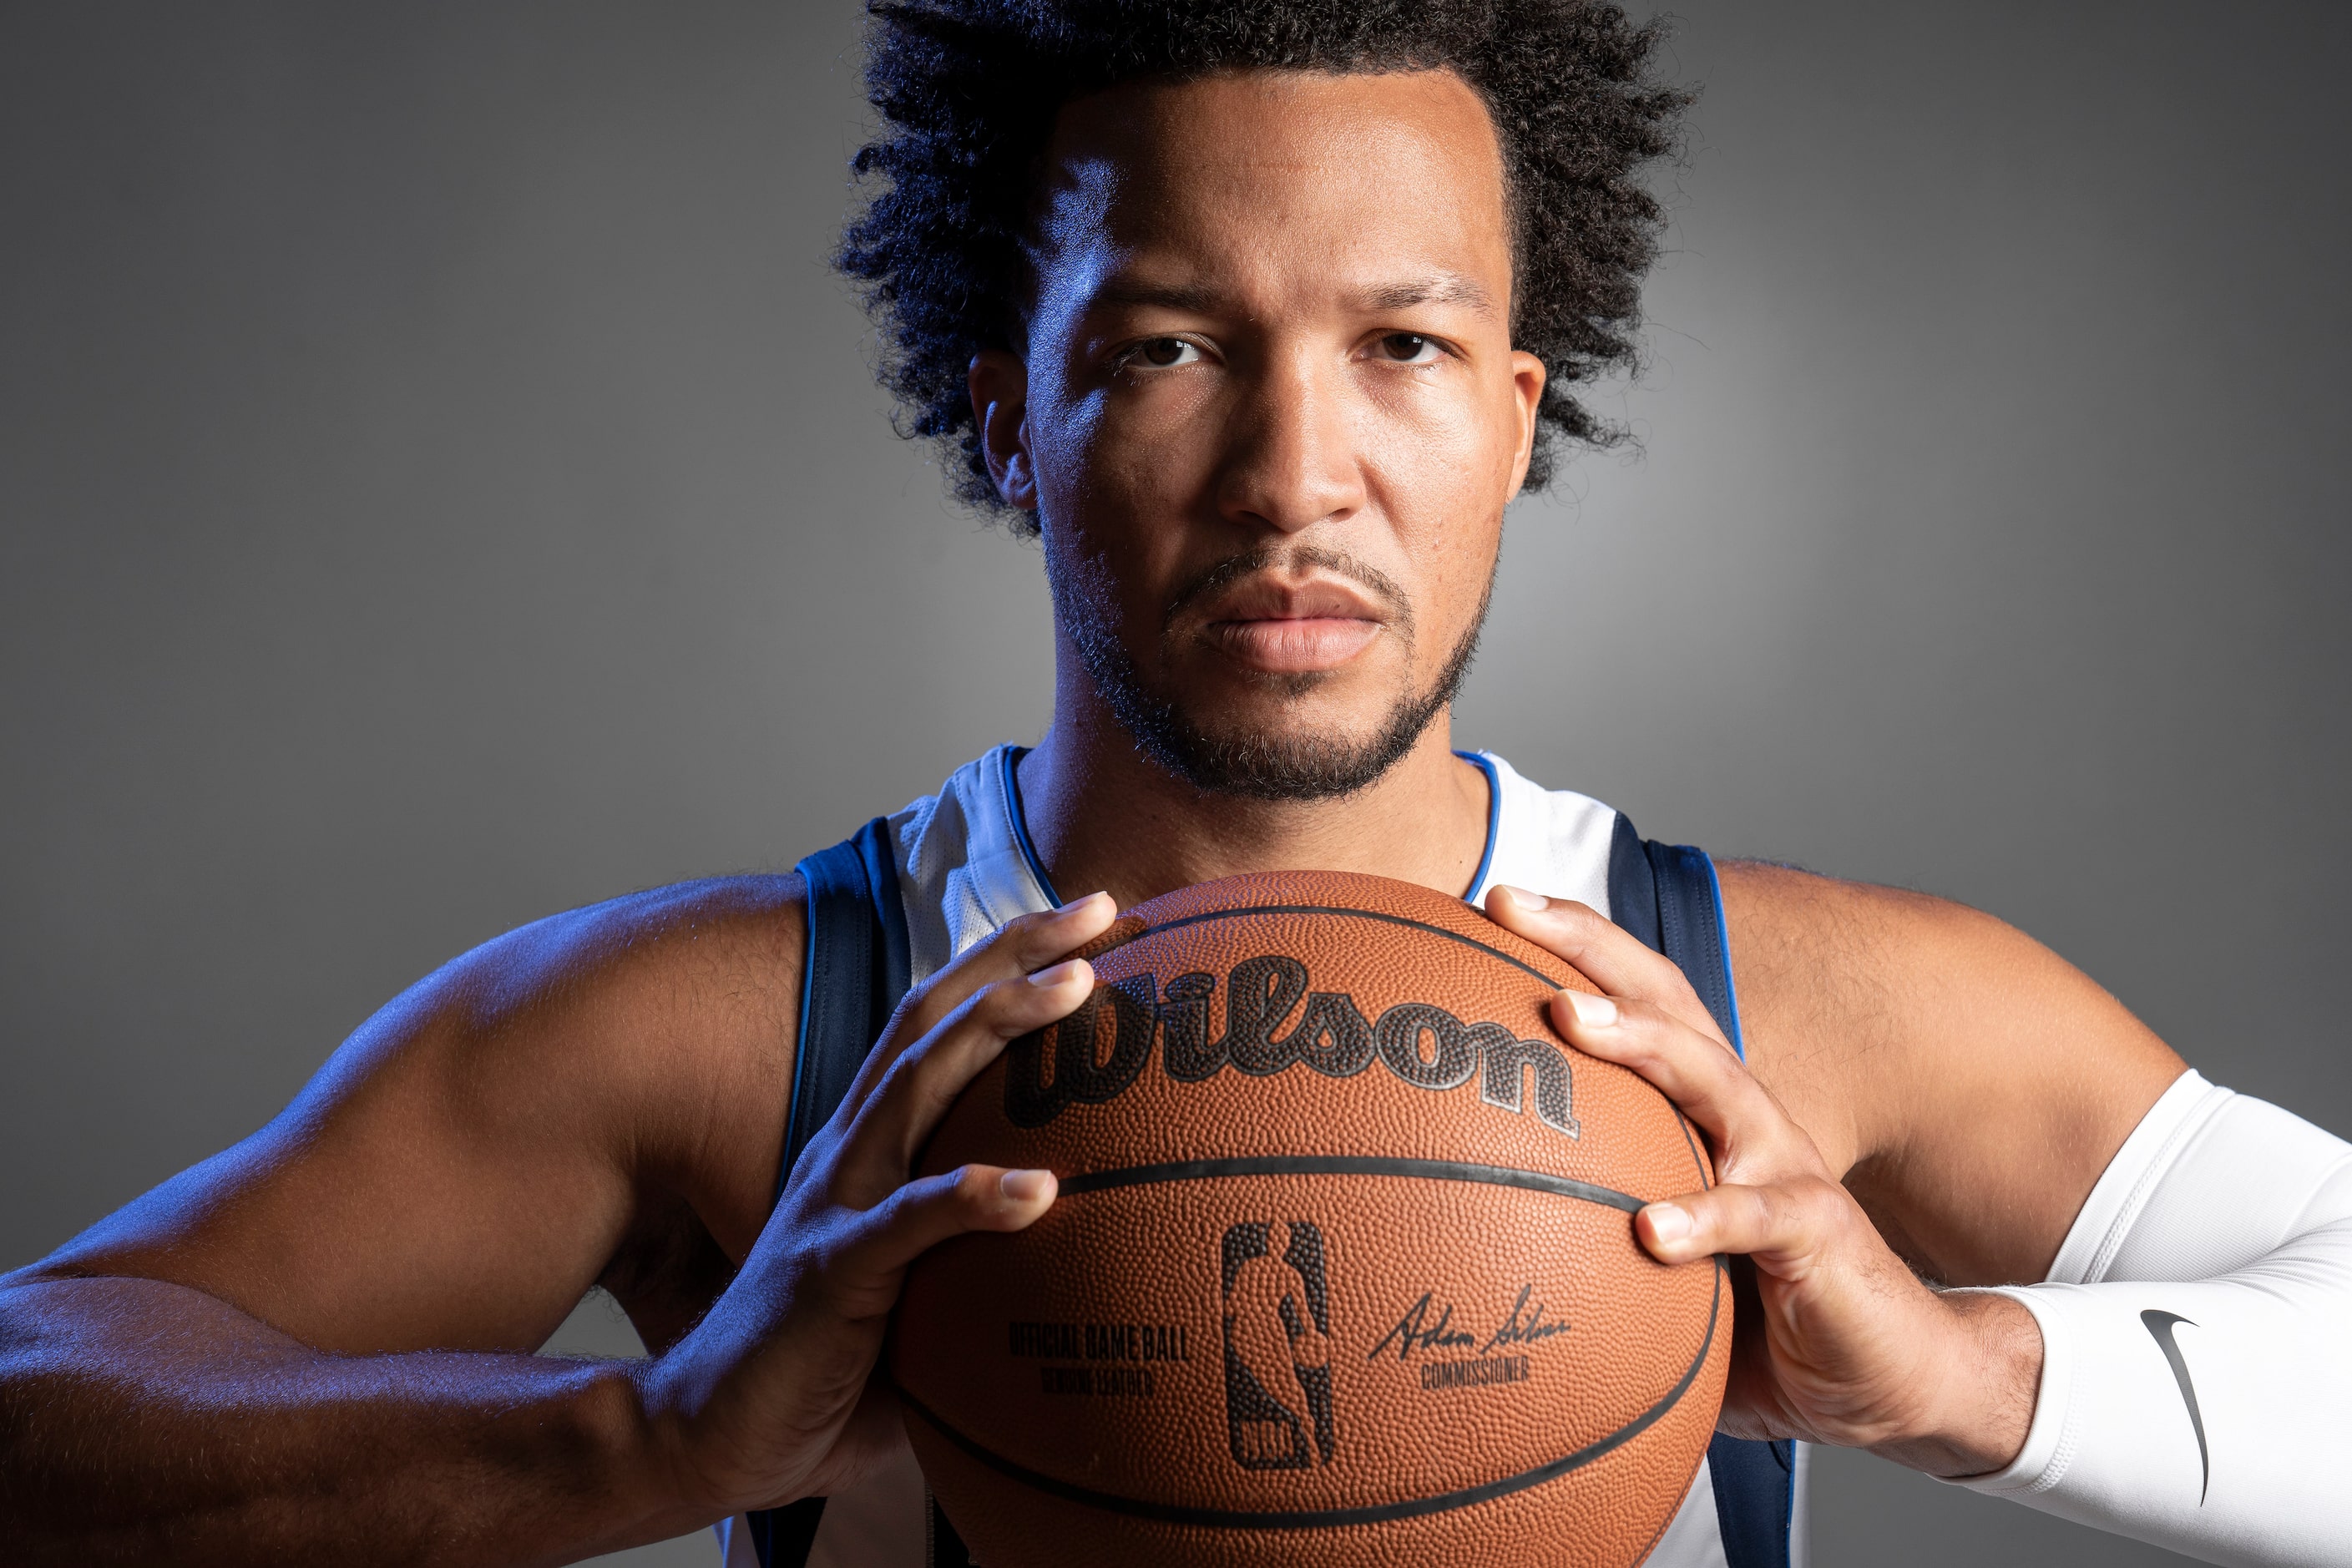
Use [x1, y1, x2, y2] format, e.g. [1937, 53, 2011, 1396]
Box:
[788, 892, 821, 1177]
[1454, 749, 1502, 905]
[1001, 744, 1065, 908]
[1697, 851, 1748, 1060]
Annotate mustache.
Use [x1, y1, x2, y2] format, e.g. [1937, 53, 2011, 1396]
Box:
[1162, 545, 1414, 635]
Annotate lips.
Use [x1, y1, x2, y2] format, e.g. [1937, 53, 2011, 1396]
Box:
[1211, 615, 1384, 671]
[1196, 577, 1389, 675]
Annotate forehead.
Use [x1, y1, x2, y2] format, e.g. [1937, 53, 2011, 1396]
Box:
[1029, 68, 1513, 310]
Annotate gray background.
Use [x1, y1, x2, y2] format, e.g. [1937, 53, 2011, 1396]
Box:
[3, 3, 2344, 1564]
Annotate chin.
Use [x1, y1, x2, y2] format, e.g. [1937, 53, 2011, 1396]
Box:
[1183, 685, 1404, 751]
[1141, 694, 1439, 803]
[1186, 651, 1394, 706]
[1076, 612, 1465, 803]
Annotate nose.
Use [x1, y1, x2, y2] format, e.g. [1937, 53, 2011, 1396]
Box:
[1213, 346, 1366, 534]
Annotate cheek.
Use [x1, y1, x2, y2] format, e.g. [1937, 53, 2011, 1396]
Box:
[1410, 518, 1504, 657]
[1026, 382, 1109, 518]
[1354, 377, 1515, 613]
[1030, 371, 1222, 516]
[1356, 366, 1525, 487]
[1033, 404, 1195, 635]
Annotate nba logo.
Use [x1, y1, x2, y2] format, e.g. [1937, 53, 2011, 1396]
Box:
[1219, 1221, 1338, 1469]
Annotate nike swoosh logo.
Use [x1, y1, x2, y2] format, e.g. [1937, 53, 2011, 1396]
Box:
[2141, 1309, 2209, 1505]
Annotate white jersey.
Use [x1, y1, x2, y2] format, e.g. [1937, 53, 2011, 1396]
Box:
[753, 743, 1768, 1568]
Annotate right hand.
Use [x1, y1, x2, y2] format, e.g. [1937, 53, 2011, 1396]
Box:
[1485, 888, 2041, 1477]
[640, 891, 1117, 1516]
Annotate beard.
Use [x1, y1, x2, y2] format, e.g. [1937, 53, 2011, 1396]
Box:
[1048, 541, 1494, 803]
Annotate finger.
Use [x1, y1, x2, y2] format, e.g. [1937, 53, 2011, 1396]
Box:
[787, 946, 1095, 1209]
[1634, 1176, 1849, 1270]
[841, 893, 1119, 1116]
[826, 1164, 1059, 1308]
[899, 892, 1118, 1042]
[1482, 886, 1726, 1044]
[831, 959, 1097, 1199]
[1549, 986, 1813, 1174]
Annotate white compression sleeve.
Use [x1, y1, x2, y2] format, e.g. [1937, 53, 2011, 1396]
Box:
[1954, 1070, 2352, 1566]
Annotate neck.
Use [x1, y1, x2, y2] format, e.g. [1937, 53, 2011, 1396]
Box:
[1017, 656, 1493, 910]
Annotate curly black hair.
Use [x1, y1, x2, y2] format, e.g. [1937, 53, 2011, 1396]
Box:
[837, 0, 1689, 527]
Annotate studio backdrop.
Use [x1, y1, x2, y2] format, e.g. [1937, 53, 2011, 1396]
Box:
[3, 3, 2344, 1565]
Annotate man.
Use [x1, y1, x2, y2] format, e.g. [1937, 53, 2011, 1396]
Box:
[3, 3, 2345, 1566]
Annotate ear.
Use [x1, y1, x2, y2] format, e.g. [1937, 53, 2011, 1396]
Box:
[1505, 348, 1547, 497]
[969, 350, 1037, 511]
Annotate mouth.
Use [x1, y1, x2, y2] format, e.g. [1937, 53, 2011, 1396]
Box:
[1197, 578, 1391, 675]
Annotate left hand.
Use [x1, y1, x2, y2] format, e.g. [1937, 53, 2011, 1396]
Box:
[1483, 885, 2042, 1478]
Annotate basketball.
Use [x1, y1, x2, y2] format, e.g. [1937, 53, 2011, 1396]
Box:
[893, 870, 1728, 1568]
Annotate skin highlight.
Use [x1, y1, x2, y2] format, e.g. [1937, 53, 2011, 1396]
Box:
[0, 67, 2188, 1564]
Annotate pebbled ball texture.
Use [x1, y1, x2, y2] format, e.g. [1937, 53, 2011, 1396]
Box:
[893, 870, 1727, 1567]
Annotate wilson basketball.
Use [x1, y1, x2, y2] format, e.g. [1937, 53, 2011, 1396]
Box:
[893, 870, 1728, 1568]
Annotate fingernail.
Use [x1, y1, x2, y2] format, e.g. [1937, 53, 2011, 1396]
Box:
[1644, 1202, 1692, 1244]
[999, 1168, 1054, 1202]
[1028, 959, 1087, 988]
[1056, 892, 1113, 917]
[1562, 989, 1618, 1028]
[1495, 885, 1548, 912]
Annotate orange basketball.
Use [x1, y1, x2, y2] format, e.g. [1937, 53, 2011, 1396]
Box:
[893, 870, 1727, 1568]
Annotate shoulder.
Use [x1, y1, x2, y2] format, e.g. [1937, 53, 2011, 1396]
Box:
[351, 872, 809, 1103]
[1714, 857, 1971, 997]
[1711, 853, 2168, 1124]
[28, 873, 812, 1353]
[1712, 857, 2183, 1282]
[415, 873, 808, 1045]
[1712, 856, 2147, 1045]
[358, 873, 812, 1238]
[1709, 859, 1966, 1163]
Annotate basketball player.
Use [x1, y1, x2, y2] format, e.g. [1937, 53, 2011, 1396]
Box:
[3, 5, 2345, 1567]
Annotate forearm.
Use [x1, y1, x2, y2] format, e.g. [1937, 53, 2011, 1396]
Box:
[0, 1274, 705, 1566]
[1970, 1248, 2352, 1567]
[1955, 1075, 2352, 1567]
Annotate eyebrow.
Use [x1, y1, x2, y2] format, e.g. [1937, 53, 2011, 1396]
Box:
[1353, 274, 1499, 318]
[1085, 272, 1500, 320]
[1090, 279, 1227, 314]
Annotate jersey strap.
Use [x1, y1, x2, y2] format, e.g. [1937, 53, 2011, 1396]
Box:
[1607, 815, 1795, 1568]
[749, 818, 917, 1568]
[788, 817, 913, 1190]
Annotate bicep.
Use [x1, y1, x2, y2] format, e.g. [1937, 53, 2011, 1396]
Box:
[24, 876, 806, 1357]
[1720, 860, 2184, 1286]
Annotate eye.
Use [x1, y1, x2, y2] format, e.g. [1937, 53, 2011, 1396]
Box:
[1375, 332, 1444, 364]
[1127, 336, 1201, 368]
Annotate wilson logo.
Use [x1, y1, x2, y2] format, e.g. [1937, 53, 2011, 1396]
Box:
[1006, 956, 1579, 1137]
